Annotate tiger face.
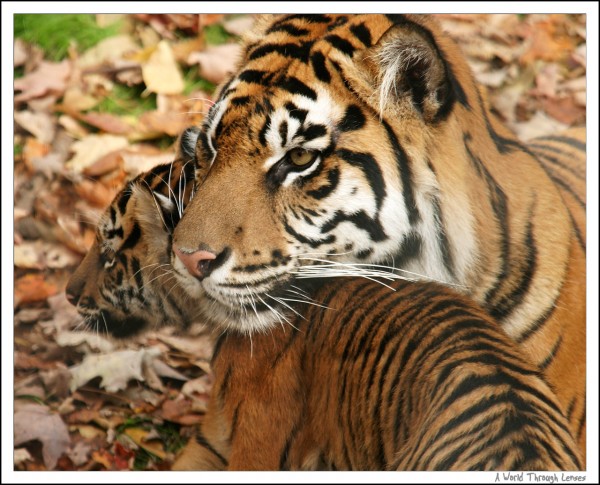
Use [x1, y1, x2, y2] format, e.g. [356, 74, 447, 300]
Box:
[171, 14, 478, 332]
[66, 161, 201, 338]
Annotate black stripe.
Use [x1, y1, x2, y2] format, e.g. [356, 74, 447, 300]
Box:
[476, 89, 523, 154]
[515, 300, 558, 343]
[130, 256, 143, 290]
[285, 102, 308, 124]
[284, 218, 335, 248]
[464, 134, 510, 308]
[121, 222, 142, 251]
[320, 210, 387, 242]
[431, 194, 455, 279]
[542, 168, 586, 210]
[248, 41, 313, 63]
[382, 120, 420, 225]
[195, 432, 228, 467]
[489, 201, 537, 321]
[299, 123, 327, 141]
[280, 76, 317, 100]
[116, 188, 132, 215]
[576, 400, 586, 440]
[278, 420, 301, 470]
[337, 104, 366, 132]
[230, 95, 251, 107]
[306, 167, 339, 200]
[267, 23, 310, 37]
[310, 51, 331, 83]
[538, 334, 563, 371]
[278, 120, 288, 146]
[529, 145, 586, 181]
[336, 149, 386, 210]
[259, 114, 271, 147]
[271, 14, 331, 26]
[238, 69, 270, 86]
[535, 135, 586, 153]
[349, 22, 372, 47]
[324, 34, 356, 56]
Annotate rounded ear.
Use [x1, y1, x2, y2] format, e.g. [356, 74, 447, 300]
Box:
[132, 184, 180, 235]
[356, 16, 466, 123]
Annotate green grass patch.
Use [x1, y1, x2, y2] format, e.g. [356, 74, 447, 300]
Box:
[183, 65, 216, 95]
[203, 23, 233, 45]
[93, 84, 156, 116]
[14, 14, 121, 61]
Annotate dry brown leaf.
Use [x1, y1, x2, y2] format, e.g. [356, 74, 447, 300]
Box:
[66, 440, 93, 467]
[511, 110, 569, 141]
[172, 37, 205, 63]
[74, 179, 115, 208]
[223, 16, 255, 36]
[66, 134, 129, 173]
[123, 428, 167, 460]
[69, 347, 162, 392]
[58, 114, 90, 139]
[79, 112, 135, 136]
[22, 138, 51, 173]
[141, 41, 184, 95]
[14, 38, 28, 66]
[156, 333, 214, 360]
[77, 35, 139, 70]
[541, 96, 586, 125]
[14, 60, 71, 102]
[121, 150, 175, 176]
[62, 87, 100, 111]
[187, 43, 241, 84]
[159, 395, 203, 425]
[15, 273, 58, 306]
[138, 110, 191, 137]
[14, 402, 71, 470]
[520, 18, 576, 64]
[199, 14, 225, 27]
[14, 448, 33, 466]
[15, 110, 56, 144]
[56, 331, 115, 353]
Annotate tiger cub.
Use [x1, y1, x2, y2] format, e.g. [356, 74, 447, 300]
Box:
[173, 277, 582, 471]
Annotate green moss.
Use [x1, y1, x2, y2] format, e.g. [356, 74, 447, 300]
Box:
[14, 14, 121, 61]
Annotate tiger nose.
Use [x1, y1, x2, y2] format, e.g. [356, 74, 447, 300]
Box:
[174, 247, 217, 280]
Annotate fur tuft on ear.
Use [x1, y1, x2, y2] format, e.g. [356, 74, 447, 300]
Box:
[132, 185, 180, 236]
[176, 126, 201, 163]
[360, 16, 462, 123]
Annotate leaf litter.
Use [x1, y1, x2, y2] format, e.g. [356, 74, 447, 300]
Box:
[12, 13, 586, 470]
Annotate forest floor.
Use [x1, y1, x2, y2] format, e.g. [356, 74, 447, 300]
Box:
[10, 13, 586, 471]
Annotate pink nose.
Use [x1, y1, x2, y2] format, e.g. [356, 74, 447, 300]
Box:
[174, 247, 217, 279]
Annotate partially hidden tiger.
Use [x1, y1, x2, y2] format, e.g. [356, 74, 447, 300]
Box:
[66, 153, 582, 470]
[161, 14, 587, 458]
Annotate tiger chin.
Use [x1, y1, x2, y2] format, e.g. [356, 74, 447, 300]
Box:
[169, 14, 586, 459]
[65, 160, 205, 339]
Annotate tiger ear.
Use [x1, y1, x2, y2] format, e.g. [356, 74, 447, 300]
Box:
[175, 126, 200, 162]
[357, 16, 459, 123]
[132, 185, 180, 235]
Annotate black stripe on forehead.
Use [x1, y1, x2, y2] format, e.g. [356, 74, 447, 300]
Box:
[248, 41, 314, 63]
[285, 102, 308, 125]
[280, 77, 317, 100]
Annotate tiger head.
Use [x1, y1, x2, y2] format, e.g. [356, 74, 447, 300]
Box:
[65, 156, 201, 338]
[171, 14, 484, 333]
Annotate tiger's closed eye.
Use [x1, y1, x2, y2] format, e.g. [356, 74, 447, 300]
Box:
[289, 148, 318, 167]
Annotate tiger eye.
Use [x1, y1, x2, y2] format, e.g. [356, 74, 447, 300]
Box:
[289, 148, 315, 166]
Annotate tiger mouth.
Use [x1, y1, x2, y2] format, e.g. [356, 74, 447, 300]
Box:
[76, 310, 149, 339]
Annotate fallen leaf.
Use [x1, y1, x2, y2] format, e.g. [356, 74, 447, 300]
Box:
[77, 34, 140, 70]
[56, 331, 115, 353]
[40, 367, 72, 399]
[74, 179, 117, 208]
[511, 110, 569, 141]
[138, 110, 191, 137]
[520, 18, 576, 65]
[121, 150, 175, 176]
[14, 448, 33, 466]
[14, 110, 57, 144]
[58, 114, 90, 139]
[69, 347, 162, 392]
[142, 40, 184, 95]
[15, 273, 58, 307]
[187, 43, 241, 84]
[62, 86, 100, 111]
[14, 307, 53, 326]
[541, 96, 586, 125]
[66, 134, 129, 173]
[79, 112, 135, 136]
[14, 38, 28, 67]
[66, 440, 93, 467]
[124, 428, 167, 460]
[223, 16, 255, 36]
[22, 138, 51, 173]
[14, 60, 71, 102]
[156, 334, 214, 360]
[14, 402, 71, 470]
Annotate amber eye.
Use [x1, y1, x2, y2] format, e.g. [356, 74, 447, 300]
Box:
[289, 148, 317, 167]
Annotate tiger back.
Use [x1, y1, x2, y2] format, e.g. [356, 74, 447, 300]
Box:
[174, 277, 582, 471]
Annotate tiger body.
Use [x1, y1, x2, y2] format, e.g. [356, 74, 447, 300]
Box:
[66, 131, 584, 470]
[167, 14, 586, 455]
[173, 277, 582, 471]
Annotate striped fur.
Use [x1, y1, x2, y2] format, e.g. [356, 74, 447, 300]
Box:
[65, 159, 199, 338]
[173, 278, 582, 471]
[169, 14, 586, 458]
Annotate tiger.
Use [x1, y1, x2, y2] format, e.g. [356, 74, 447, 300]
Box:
[65, 158, 200, 338]
[167, 14, 587, 457]
[172, 277, 582, 471]
[65, 157, 582, 471]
